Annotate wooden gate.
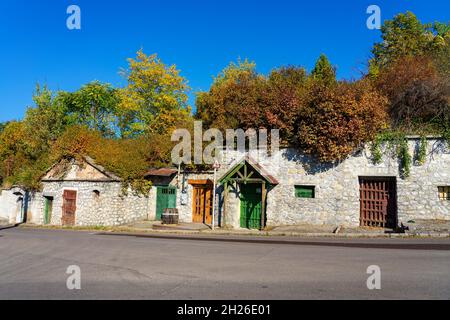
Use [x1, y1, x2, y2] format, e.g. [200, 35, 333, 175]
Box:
[62, 190, 77, 226]
[156, 186, 177, 220]
[359, 177, 397, 228]
[192, 185, 213, 224]
[240, 184, 262, 229]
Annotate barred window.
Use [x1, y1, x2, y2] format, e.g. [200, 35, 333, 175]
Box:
[438, 186, 450, 201]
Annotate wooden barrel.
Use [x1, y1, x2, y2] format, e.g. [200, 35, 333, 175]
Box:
[162, 208, 179, 225]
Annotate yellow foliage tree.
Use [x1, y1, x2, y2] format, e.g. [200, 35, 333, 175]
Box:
[118, 50, 191, 137]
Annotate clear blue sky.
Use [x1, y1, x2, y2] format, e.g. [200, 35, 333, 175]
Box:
[0, 0, 448, 122]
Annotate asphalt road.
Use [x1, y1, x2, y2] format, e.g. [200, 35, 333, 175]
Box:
[0, 228, 449, 300]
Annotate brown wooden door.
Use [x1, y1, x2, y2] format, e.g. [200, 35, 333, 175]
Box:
[192, 186, 213, 224]
[62, 190, 77, 226]
[359, 178, 397, 228]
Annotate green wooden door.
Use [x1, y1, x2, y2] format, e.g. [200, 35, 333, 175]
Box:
[156, 187, 177, 220]
[44, 197, 53, 225]
[240, 184, 262, 229]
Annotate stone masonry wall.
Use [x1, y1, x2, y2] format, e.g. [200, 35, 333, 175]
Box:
[183, 139, 449, 228]
[40, 181, 149, 226]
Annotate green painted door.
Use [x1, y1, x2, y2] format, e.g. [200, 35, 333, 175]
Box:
[240, 184, 262, 229]
[44, 197, 53, 225]
[156, 187, 177, 220]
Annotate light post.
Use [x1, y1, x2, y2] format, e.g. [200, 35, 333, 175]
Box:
[212, 160, 221, 230]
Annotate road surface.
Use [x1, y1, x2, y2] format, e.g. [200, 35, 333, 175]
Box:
[0, 228, 449, 300]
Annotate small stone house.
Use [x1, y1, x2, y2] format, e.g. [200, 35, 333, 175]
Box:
[38, 156, 149, 226]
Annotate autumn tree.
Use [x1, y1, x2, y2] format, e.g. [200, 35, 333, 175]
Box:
[118, 50, 191, 137]
[294, 81, 389, 162]
[375, 56, 449, 133]
[264, 66, 307, 143]
[0, 121, 28, 180]
[196, 59, 263, 131]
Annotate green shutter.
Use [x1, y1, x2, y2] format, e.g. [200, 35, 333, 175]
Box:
[295, 186, 315, 199]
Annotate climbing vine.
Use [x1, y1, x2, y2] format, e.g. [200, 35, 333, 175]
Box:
[416, 136, 428, 166]
[398, 139, 412, 178]
[370, 137, 383, 165]
[370, 131, 418, 178]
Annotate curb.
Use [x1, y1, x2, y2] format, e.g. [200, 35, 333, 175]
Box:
[16, 224, 450, 239]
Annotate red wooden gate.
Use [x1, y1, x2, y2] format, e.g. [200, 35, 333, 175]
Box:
[62, 190, 77, 226]
[359, 177, 397, 228]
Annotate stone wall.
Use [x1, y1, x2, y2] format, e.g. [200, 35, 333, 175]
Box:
[177, 138, 450, 228]
[0, 188, 22, 224]
[19, 138, 449, 229]
[0, 187, 41, 224]
[40, 181, 150, 226]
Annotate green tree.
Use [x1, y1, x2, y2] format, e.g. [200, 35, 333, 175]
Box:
[118, 50, 191, 137]
[311, 54, 336, 86]
[370, 12, 449, 72]
[0, 121, 8, 135]
[24, 85, 72, 155]
[61, 81, 120, 137]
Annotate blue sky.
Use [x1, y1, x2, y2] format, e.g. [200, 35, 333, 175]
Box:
[0, 0, 449, 122]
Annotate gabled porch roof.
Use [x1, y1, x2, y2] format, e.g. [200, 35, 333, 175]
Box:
[219, 156, 279, 185]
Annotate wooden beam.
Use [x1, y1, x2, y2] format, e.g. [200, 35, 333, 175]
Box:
[244, 163, 247, 179]
[223, 182, 228, 227]
[188, 179, 213, 186]
[261, 182, 267, 230]
[220, 163, 245, 184]
[233, 178, 264, 183]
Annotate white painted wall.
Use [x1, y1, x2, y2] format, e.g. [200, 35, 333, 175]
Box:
[0, 188, 24, 224]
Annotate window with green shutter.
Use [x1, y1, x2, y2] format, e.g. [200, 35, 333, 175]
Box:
[295, 186, 315, 199]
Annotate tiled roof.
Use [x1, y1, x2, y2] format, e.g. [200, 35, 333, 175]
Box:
[144, 168, 178, 177]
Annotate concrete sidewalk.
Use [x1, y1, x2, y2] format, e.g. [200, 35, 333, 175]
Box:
[19, 220, 450, 239]
[120, 221, 450, 238]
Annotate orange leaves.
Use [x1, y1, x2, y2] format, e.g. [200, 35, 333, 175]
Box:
[295, 81, 389, 162]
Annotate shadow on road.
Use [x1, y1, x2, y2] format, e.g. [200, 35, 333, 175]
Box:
[0, 224, 21, 231]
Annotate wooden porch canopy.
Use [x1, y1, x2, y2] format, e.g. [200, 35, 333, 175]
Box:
[219, 157, 279, 230]
[219, 156, 279, 185]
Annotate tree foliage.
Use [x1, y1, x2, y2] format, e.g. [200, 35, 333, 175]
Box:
[196, 59, 262, 131]
[118, 50, 191, 137]
[370, 12, 450, 136]
[196, 59, 388, 160]
[60, 81, 120, 137]
[0, 51, 192, 191]
[311, 54, 336, 86]
[295, 81, 388, 162]
[371, 12, 445, 67]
